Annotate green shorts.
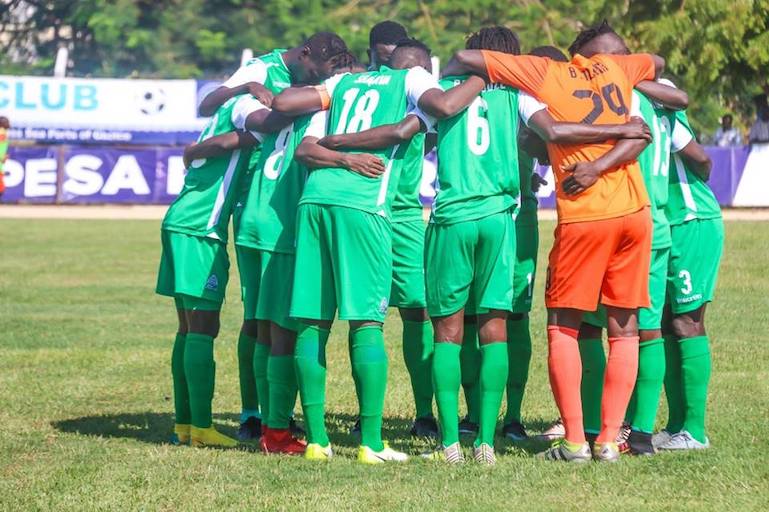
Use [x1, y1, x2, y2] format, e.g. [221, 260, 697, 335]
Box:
[639, 247, 670, 330]
[667, 217, 724, 314]
[290, 204, 392, 322]
[582, 247, 672, 330]
[425, 210, 515, 317]
[156, 230, 229, 304]
[511, 219, 539, 314]
[390, 220, 427, 309]
[236, 246, 298, 330]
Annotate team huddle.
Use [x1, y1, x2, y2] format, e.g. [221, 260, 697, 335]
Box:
[156, 20, 723, 464]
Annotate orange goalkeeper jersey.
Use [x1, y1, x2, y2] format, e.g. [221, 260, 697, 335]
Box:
[482, 51, 655, 223]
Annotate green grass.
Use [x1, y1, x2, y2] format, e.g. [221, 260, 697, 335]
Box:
[0, 218, 767, 511]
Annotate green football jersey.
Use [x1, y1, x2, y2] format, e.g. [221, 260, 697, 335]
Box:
[431, 77, 520, 225]
[233, 49, 294, 227]
[236, 114, 312, 253]
[514, 149, 538, 225]
[299, 66, 436, 217]
[162, 94, 263, 242]
[391, 131, 426, 222]
[633, 90, 676, 249]
[666, 110, 722, 225]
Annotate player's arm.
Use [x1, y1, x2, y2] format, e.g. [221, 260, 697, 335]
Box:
[443, 51, 548, 99]
[295, 137, 386, 178]
[319, 115, 423, 150]
[561, 138, 650, 196]
[678, 140, 712, 181]
[244, 108, 294, 133]
[271, 86, 326, 115]
[199, 82, 274, 117]
[183, 131, 257, 168]
[442, 50, 489, 79]
[198, 60, 273, 116]
[417, 76, 486, 119]
[528, 111, 651, 144]
[635, 80, 688, 111]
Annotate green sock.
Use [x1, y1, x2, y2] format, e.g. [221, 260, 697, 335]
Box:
[679, 336, 711, 443]
[294, 325, 330, 446]
[350, 325, 388, 452]
[347, 330, 361, 404]
[237, 332, 259, 419]
[476, 342, 508, 447]
[267, 354, 298, 429]
[663, 335, 685, 432]
[171, 332, 191, 424]
[253, 342, 270, 425]
[433, 342, 461, 446]
[183, 333, 215, 428]
[402, 319, 435, 419]
[460, 324, 481, 423]
[504, 317, 532, 424]
[578, 337, 605, 435]
[630, 338, 665, 433]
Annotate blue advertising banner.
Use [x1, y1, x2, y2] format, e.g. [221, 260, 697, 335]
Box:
[2, 144, 768, 207]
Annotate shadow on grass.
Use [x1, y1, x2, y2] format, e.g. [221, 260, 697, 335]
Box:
[50, 411, 413, 449]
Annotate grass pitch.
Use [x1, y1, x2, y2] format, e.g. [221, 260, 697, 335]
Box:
[0, 218, 767, 511]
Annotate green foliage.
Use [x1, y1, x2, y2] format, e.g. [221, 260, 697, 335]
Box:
[2, 0, 768, 132]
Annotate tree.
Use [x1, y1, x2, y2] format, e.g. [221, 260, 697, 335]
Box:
[2, 0, 768, 133]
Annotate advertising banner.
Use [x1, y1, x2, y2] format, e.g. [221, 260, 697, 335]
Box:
[2, 144, 767, 207]
[0, 75, 206, 145]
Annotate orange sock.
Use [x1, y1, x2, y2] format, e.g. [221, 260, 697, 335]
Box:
[597, 336, 639, 443]
[547, 326, 585, 444]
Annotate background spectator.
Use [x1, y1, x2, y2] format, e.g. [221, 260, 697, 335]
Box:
[714, 114, 743, 146]
[0, 116, 9, 201]
[749, 94, 769, 145]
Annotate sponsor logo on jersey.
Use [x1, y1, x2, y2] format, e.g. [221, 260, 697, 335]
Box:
[205, 274, 219, 291]
[379, 297, 389, 314]
[354, 74, 392, 86]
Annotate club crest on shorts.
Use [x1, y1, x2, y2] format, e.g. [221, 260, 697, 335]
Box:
[205, 274, 219, 291]
[379, 297, 389, 314]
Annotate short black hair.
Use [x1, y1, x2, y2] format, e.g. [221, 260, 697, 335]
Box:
[465, 26, 520, 54]
[529, 45, 569, 62]
[330, 51, 363, 73]
[394, 37, 431, 56]
[568, 19, 617, 56]
[304, 32, 348, 62]
[0, 116, 8, 129]
[369, 20, 408, 47]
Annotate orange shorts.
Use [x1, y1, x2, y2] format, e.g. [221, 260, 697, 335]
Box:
[545, 207, 651, 311]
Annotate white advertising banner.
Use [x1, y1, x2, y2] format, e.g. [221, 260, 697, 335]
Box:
[0, 75, 207, 144]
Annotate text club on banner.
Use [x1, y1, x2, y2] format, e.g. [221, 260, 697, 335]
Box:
[0, 75, 207, 145]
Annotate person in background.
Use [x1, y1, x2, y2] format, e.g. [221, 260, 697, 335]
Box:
[748, 94, 769, 145]
[713, 114, 742, 147]
[0, 116, 9, 201]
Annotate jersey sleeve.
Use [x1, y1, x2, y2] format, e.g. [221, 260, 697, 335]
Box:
[518, 92, 547, 126]
[406, 104, 436, 133]
[222, 59, 268, 88]
[671, 115, 694, 153]
[230, 95, 269, 130]
[605, 54, 656, 85]
[303, 110, 328, 140]
[481, 52, 548, 97]
[404, 66, 441, 108]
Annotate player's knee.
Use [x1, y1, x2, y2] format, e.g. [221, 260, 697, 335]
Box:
[270, 323, 298, 355]
[399, 307, 428, 322]
[478, 310, 508, 344]
[241, 319, 259, 338]
[639, 329, 662, 342]
[433, 316, 463, 344]
[578, 322, 602, 339]
[672, 314, 705, 338]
